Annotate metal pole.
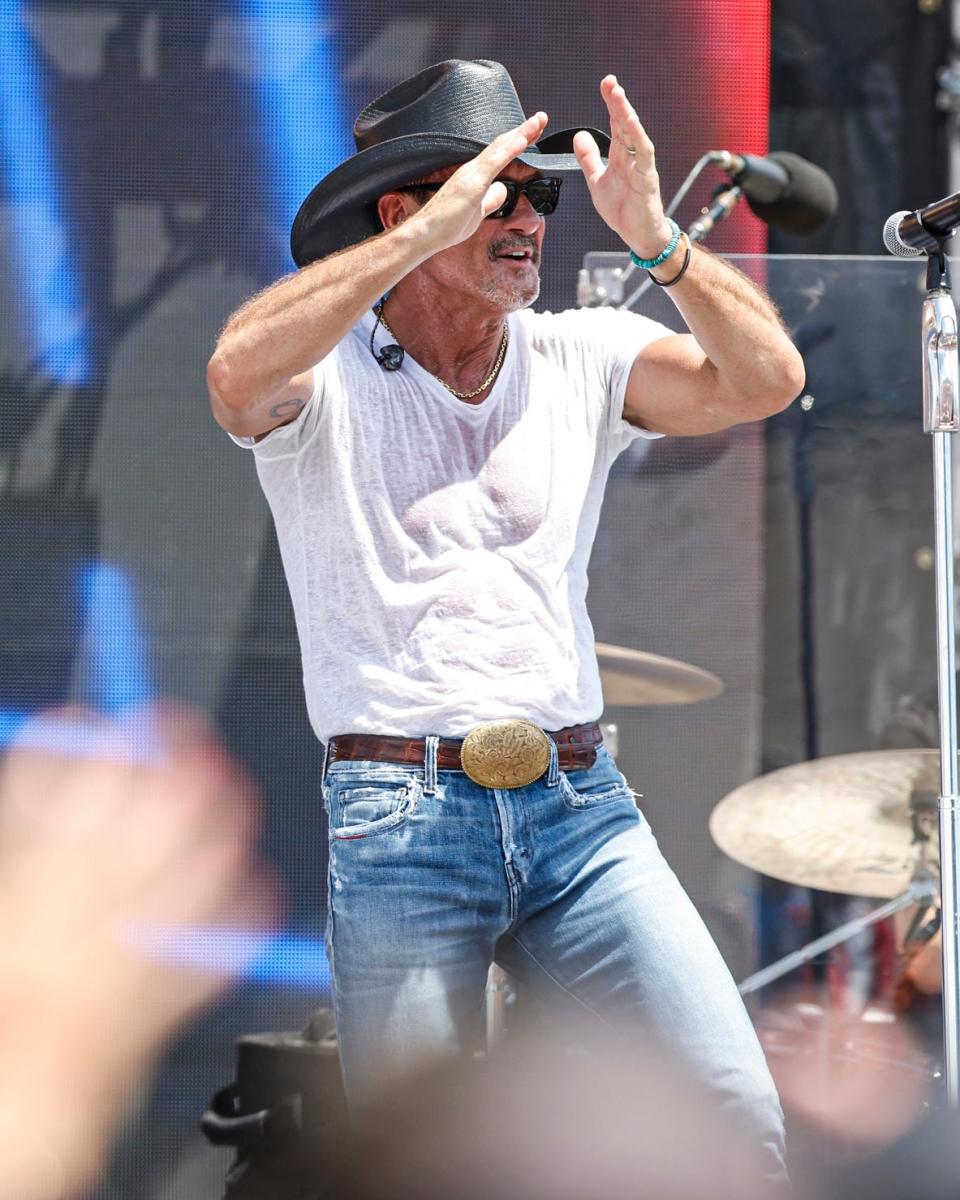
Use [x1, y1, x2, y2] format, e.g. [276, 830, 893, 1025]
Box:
[738, 888, 931, 996]
[485, 964, 509, 1054]
[922, 253, 960, 1104]
[934, 431, 960, 1103]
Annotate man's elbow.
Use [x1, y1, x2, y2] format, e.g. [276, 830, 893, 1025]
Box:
[207, 351, 251, 431]
[207, 350, 234, 408]
[775, 345, 807, 413]
[753, 345, 806, 419]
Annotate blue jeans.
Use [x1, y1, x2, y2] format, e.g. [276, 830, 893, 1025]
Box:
[324, 741, 786, 1181]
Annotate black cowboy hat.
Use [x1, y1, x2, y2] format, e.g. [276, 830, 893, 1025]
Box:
[290, 59, 610, 267]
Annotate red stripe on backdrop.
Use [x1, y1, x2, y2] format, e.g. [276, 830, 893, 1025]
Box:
[694, 0, 770, 252]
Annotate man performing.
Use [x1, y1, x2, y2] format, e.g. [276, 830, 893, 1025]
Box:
[208, 59, 804, 1180]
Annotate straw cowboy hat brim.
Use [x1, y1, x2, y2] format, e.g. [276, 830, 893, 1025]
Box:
[290, 60, 610, 267]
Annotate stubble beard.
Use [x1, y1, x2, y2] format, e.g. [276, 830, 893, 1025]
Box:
[479, 272, 541, 310]
[482, 237, 542, 310]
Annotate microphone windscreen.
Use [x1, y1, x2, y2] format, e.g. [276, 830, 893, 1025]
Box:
[882, 211, 924, 257]
[745, 152, 838, 236]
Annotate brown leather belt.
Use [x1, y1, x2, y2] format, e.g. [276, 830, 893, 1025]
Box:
[327, 720, 602, 777]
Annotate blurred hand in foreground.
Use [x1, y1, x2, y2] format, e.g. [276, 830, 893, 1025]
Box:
[0, 706, 279, 1200]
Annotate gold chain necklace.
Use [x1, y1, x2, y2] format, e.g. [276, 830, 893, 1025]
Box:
[377, 306, 509, 400]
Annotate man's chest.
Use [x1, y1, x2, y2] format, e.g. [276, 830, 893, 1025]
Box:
[351, 389, 597, 554]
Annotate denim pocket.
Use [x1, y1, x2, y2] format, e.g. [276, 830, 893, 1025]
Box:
[558, 751, 635, 810]
[330, 771, 423, 840]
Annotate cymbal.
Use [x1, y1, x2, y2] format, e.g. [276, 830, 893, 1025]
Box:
[709, 750, 941, 899]
[595, 642, 724, 706]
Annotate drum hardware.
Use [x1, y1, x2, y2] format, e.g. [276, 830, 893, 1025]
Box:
[896, 910, 945, 1012]
[708, 750, 945, 994]
[599, 722, 618, 758]
[484, 964, 513, 1055]
[200, 1009, 348, 1198]
[595, 642, 723, 707]
[902, 902, 942, 952]
[891, 232, 960, 1103]
[710, 750, 944, 901]
[737, 870, 939, 997]
[757, 999, 942, 1112]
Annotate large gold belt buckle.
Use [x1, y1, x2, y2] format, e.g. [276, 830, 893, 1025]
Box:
[460, 719, 551, 789]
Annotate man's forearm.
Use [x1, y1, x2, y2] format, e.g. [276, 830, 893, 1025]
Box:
[207, 221, 431, 417]
[572, 74, 802, 421]
[207, 114, 548, 433]
[655, 243, 803, 416]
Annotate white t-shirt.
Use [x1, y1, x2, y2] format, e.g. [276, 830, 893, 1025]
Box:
[231, 305, 671, 743]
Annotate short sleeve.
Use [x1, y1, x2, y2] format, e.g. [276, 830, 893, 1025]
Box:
[591, 309, 674, 443]
[521, 307, 675, 450]
[227, 355, 333, 460]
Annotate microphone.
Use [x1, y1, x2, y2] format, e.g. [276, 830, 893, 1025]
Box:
[883, 194, 960, 257]
[369, 303, 404, 371]
[709, 150, 838, 235]
[374, 343, 404, 371]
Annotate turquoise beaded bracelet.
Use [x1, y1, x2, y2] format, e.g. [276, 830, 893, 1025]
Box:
[629, 218, 682, 270]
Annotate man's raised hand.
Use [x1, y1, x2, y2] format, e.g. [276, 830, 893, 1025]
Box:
[574, 76, 672, 261]
[400, 112, 548, 250]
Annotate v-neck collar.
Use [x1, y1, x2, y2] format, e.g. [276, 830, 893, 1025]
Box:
[358, 308, 517, 421]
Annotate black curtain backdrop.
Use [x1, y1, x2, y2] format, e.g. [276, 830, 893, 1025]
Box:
[762, 0, 951, 1018]
[769, 0, 951, 255]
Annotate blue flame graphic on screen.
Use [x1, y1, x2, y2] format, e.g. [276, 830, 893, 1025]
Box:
[78, 562, 153, 715]
[0, 560, 330, 991]
[130, 926, 332, 991]
[0, 4, 90, 383]
[243, 0, 352, 241]
[0, 561, 147, 743]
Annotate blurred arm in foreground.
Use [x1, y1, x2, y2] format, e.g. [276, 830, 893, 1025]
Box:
[0, 706, 279, 1200]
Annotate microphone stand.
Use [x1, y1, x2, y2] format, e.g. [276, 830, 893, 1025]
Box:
[617, 184, 743, 311]
[919, 244, 960, 1106]
[686, 184, 743, 244]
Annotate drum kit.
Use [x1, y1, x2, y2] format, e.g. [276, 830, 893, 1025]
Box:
[487, 643, 946, 1052]
[598, 643, 943, 995]
[710, 749, 942, 996]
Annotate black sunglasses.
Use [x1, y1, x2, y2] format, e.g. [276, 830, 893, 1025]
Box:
[394, 176, 562, 219]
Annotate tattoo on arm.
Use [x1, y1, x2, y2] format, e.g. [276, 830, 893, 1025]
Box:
[268, 398, 305, 419]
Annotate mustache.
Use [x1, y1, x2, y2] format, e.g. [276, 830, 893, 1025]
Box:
[488, 236, 540, 264]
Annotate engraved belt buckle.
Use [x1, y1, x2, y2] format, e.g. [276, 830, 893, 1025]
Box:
[460, 719, 552, 789]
